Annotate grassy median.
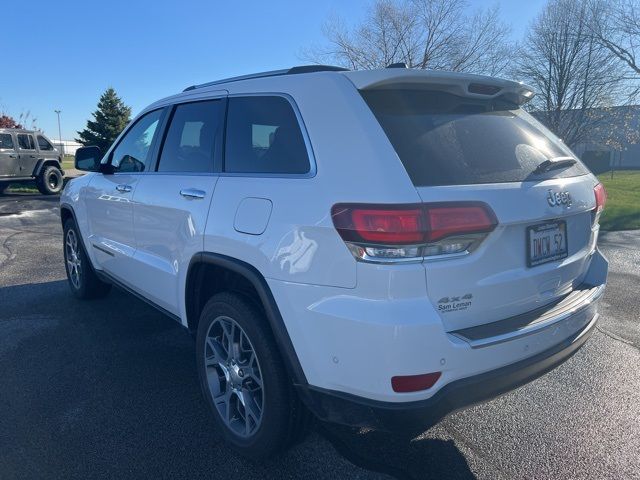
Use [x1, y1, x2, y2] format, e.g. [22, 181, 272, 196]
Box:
[598, 171, 640, 231]
[61, 155, 76, 171]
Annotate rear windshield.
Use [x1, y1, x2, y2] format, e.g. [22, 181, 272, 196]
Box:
[361, 89, 589, 186]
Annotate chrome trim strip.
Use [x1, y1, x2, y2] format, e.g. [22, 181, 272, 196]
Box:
[352, 250, 471, 265]
[108, 93, 317, 180]
[92, 243, 115, 257]
[450, 284, 605, 349]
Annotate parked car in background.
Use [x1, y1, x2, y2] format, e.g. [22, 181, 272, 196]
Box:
[61, 65, 608, 459]
[0, 128, 64, 195]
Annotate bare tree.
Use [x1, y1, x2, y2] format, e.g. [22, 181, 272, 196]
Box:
[516, 0, 627, 147]
[588, 0, 640, 77]
[304, 0, 512, 76]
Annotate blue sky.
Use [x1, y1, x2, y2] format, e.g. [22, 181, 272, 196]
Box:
[0, 0, 546, 140]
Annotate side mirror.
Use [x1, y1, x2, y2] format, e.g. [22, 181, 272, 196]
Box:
[75, 146, 102, 172]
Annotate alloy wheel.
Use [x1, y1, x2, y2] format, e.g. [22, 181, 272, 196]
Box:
[204, 315, 264, 438]
[65, 229, 82, 289]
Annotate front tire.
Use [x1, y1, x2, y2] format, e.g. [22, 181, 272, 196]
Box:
[196, 292, 309, 459]
[63, 219, 111, 299]
[36, 165, 64, 195]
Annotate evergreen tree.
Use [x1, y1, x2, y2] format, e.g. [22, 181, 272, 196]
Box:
[76, 88, 131, 152]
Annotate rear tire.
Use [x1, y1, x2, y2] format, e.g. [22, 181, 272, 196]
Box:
[63, 218, 111, 299]
[196, 292, 309, 459]
[36, 165, 64, 195]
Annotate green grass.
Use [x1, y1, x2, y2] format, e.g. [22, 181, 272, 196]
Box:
[62, 155, 75, 170]
[5, 181, 38, 194]
[598, 171, 640, 231]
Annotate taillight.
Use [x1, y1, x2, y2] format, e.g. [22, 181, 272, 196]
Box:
[426, 205, 496, 242]
[351, 208, 424, 243]
[594, 183, 607, 215]
[332, 202, 497, 263]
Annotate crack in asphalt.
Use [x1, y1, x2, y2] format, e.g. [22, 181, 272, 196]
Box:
[596, 325, 639, 351]
[0, 225, 60, 269]
[0, 230, 19, 267]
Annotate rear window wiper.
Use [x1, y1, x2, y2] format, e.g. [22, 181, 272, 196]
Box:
[533, 156, 577, 174]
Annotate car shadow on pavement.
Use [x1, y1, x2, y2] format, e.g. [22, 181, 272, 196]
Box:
[318, 423, 476, 480]
[0, 279, 475, 480]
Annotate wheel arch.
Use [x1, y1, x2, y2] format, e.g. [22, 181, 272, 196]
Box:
[60, 203, 95, 271]
[32, 158, 63, 177]
[60, 203, 74, 227]
[186, 252, 308, 388]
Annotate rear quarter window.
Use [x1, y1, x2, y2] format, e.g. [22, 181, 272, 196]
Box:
[224, 96, 310, 175]
[37, 135, 54, 151]
[361, 89, 589, 186]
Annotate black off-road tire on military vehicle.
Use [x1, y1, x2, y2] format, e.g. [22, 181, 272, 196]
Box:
[36, 165, 64, 195]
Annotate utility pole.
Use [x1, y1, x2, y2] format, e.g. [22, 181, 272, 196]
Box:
[54, 110, 63, 155]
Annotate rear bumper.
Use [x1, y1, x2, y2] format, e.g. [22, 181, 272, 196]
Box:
[300, 311, 598, 435]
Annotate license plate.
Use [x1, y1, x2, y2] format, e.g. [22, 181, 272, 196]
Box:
[527, 220, 568, 267]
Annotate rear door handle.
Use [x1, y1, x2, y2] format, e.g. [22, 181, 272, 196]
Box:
[8, 154, 17, 158]
[180, 188, 206, 199]
[116, 184, 132, 193]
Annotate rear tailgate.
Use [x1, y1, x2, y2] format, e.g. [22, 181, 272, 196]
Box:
[359, 81, 602, 331]
[416, 177, 597, 331]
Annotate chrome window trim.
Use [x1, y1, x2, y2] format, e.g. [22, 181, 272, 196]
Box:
[109, 171, 219, 177]
[108, 93, 316, 179]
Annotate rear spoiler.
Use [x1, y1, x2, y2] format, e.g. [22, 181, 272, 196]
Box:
[343, 69, 535, 106]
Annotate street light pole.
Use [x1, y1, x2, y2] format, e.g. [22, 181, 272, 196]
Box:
[54, 110, 62, 155]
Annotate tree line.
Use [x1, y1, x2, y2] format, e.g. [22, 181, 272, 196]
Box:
[7, 0, 635, 156]
[307, 0, 640, 150]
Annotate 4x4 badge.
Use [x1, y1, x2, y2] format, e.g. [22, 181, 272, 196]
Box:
[438, 293, 473, 312]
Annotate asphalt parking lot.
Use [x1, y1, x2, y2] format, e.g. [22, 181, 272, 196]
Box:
[1, 193, 639, 480]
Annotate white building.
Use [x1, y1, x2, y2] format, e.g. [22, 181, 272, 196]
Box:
[52, 140, 83, 156]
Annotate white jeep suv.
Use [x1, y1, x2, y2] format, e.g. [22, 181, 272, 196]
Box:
[61, 65, 608, 458]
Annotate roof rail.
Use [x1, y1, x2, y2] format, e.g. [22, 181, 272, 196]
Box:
[183, 65, 349, 92]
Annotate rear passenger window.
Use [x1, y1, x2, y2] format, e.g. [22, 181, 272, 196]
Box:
[157, 100, 223, 173]
[37, 135, 54, 151]
[0, 134, 14, 149]
[224, 96, 310, 174]
[17, 134, 35, 150]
